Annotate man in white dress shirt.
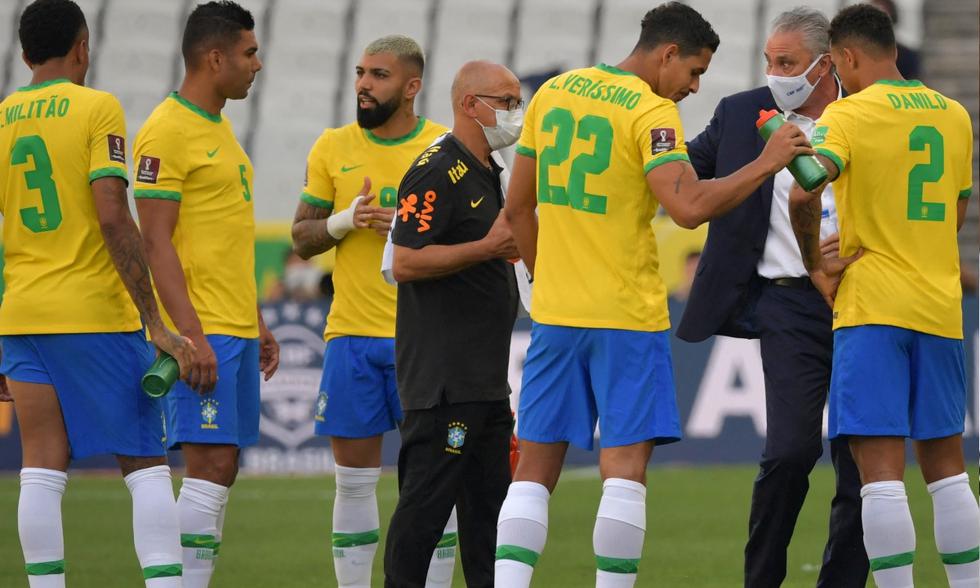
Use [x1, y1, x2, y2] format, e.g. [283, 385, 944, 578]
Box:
[676, 8, 868, 588]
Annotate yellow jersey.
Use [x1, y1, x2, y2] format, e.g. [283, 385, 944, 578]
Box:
[133, 92, 258, 339]
[0, 79, 139, 334]
[515, 64, 689, 332]
[301, 117, 447, 342]
[813, 80, 973, 339]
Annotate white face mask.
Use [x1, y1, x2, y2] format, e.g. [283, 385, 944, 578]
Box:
[475, 98, 524, 151]
[766, 54, 827, 112]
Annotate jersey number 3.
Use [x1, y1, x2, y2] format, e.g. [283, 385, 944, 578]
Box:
[13, 135, 61, 232]
[537, 107, 612, 215]
[907, 125, 945, 222]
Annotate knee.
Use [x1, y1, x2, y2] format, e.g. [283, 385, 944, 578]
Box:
[116, 455, 167, 478]
[189, 455, 239, 487]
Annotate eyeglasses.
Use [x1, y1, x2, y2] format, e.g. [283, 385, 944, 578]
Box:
[476, 94, 525, 112]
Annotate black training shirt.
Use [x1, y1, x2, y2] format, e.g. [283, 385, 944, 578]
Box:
[392, 133, 518, 410]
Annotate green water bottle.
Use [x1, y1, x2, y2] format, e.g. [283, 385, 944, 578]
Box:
[142, 353, 179, 398]
[756, 109, 829, 192]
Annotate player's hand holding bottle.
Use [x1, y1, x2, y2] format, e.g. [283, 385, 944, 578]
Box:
[147, 324, 197, 385]
[759, 123, 814, 174]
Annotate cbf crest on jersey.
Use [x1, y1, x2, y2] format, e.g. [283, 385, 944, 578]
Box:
[445, 421, 468, 455]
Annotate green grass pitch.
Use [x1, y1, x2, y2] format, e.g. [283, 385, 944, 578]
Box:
[0, 465, 972, 586]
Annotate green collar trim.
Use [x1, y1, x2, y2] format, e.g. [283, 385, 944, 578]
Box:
[595, 63, 637, 78]
[168, 92, 222, 123]
[874, 79, 923, 88]
[17, 78, 71, 92]
[364, 117, 427, 146]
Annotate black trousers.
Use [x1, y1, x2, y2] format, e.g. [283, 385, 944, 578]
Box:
[744, 283, 869, 588]
[384, 399, 513, 588]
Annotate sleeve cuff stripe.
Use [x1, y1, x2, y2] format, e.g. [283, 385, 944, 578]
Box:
[644, 152, 690, 174]
[134, 189, 181, 201]
[815, 148, 846, 175]
[89, 167, 128, 184]
[301, 192, 334, 209]
[959, 188, 972, 199]
[515, 145, 536, 158]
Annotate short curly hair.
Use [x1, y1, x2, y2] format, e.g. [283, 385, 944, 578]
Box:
[19, 0, 87, 65]
[830, 3, 896, 57]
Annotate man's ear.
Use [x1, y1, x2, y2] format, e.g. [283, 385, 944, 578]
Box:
[404, 77, 422, 101]
[661, 43, 680, 66]
[207, 48, 223, 72]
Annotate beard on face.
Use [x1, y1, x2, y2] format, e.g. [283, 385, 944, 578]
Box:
[356, 92, 400, 129]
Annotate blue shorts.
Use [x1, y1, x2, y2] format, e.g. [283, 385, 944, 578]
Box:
[829, 325, 967, 440]
[0, 332, 163, 459]
[166, 335, 260, 449]
[314, 336, 402, 438]
[518, 323, 682, 451]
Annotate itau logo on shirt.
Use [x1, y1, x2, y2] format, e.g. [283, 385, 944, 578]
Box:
[651, 128, 676, 154]
[137, 155, 161, 183]
[107, 135, 126, 163]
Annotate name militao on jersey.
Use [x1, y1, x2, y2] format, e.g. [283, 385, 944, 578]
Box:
[0, 79, 139, 335]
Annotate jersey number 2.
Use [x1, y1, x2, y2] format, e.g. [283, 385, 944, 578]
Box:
[537, 107, 612, 215]
[907, 126, 945, 222]
[13, 135, 61, 232]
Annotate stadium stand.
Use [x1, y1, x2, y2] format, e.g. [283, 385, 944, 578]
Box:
[4, 0, 971, 261]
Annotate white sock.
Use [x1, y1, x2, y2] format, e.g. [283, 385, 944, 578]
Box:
[19, 468, 68, 588]
[177, 477, 229, 588]
[928, 473, 980, 587]
[124, 465, 182, 587]
[425, 506, 458, 587]
[594, 478, 646, 588]
[332, 465, 381, 588]
[495, 481, 550, 588]
[862, 481, 915, 588]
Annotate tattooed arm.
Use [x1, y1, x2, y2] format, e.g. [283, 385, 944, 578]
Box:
[789, 181, 826, 272]
[291, 177, 388, 259]
[134, 195, 216, 393]
[291, 201, 339, 259]
[91, 177, 194, 377]
[789, 154, 861, 307]
[648, 123, 812, 229]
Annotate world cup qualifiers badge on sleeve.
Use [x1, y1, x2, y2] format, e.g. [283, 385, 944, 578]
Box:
[138, 155, 161, 183]
[651, 128, 676, 154]
[107, 134, 126, 163]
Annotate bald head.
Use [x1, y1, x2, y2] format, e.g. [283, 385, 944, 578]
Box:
[451, 60, 520, 112]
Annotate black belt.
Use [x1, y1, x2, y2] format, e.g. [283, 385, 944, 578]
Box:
[767, 276, 814, 290]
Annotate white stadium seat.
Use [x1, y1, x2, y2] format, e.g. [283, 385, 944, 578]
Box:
[422, 0, 516, 127]
[336, 0, 434, 126]
[513, 0, 598, 77]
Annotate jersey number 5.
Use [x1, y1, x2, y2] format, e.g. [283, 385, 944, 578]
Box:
[13, 135, 61, 232]
[537, 107, 612, 215]
[907, 125, 945, 222]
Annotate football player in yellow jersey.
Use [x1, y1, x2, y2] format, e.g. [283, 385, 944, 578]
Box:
[132, 3, 277, 587]
[290, 36, 457, 587]
[495, 3, 811, 587]
[0, 1, 194, 586]
[789, 6, 978, 587]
